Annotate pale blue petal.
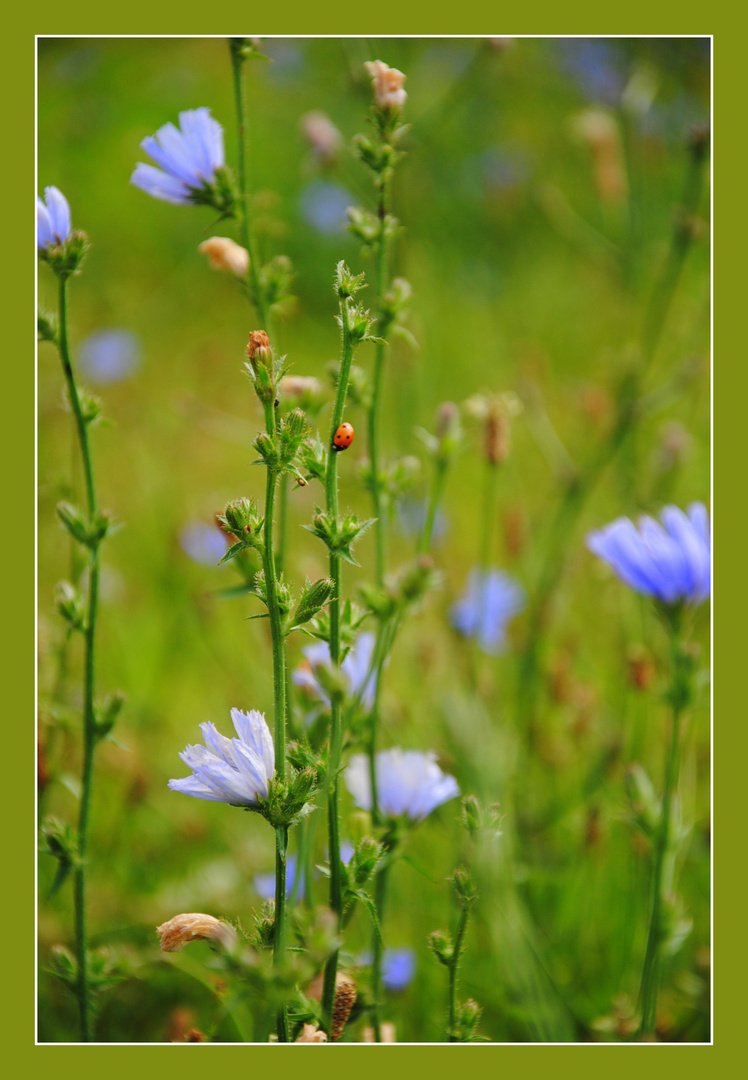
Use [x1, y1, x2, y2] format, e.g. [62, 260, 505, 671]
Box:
[131, 163, 192, 205]
[44, 186, 71, 242]
[37, 198, 54, 247]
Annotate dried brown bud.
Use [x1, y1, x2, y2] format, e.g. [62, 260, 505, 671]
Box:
[331, 974, 357, 1041]
[295, 1023, 328, 1043]
[627, 646, 655, 691]
[247, 330, 271, 360]
[156, 913, 236, 953]
[485, 400, 510, 465]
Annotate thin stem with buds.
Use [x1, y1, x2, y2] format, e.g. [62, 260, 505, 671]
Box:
[57, 274, 99, 1043]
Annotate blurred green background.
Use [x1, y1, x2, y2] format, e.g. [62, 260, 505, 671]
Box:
[37, 36, 710, 1043]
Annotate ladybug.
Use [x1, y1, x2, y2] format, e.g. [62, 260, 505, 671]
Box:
[332, 422, 355, 452]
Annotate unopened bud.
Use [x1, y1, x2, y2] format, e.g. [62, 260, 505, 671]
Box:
[627, 646, 655, 691]
[364, 59, 407, 113]
[247, 330, 271, 363]
[485, 400, 510, 465]
[300, 111, 343, 164]
[198, 236, 249, 278]
[157, 913, 237, 953]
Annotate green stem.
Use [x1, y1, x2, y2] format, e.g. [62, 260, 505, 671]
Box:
[479, 462, 499, 571]
[368, 169, 391, 588]
[419, 458, 447, 557]
[321, 300, 356, 1035]
[638, 625, 687, 1037]
[260, 397, 288, 1041]
[370, 856, 391, 1042]
[230, 42, 269, 329]
[273, 825, 289, 1042]
[57, 274, 98, 1043]
[448, 906, 471, 1042]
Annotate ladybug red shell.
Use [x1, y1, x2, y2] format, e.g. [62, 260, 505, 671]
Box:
[332, 422, 355, 452]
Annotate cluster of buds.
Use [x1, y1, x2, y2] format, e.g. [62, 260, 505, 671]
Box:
[198, 236, 249, 278]
[218, 497, 264, 559]
[57, 501, 114, 550]
[259, 767, 318, 828]
[305, 507, 376, 568]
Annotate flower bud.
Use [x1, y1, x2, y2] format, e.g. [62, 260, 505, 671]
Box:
[222, 497, 260, 538]
[364, 59, 407, 113]
[300, 111, 343, 165]
[198, 236, 249, 278]
[427, 929, 453, 965]
[485, 399, 510, 465]
[156, 913, 237, 953]
[450, 866, 478, 904]
[247, 329, 271, 364]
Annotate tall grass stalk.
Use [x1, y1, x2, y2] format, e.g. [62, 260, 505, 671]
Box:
[515, 133, 707, 740]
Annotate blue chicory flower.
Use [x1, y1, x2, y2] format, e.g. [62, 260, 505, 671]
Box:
[450, 568, 525, 655]
[293, 632, 378, 711]
[131, 108, 225, 205]
[169, 708, 274, 806]
[360, 947, 416, 992]
[37, 186, 72, 248]
[254, 855, 303, 901]
[78, 329, 141, 385]
[345, 748, 459, 822]
[179, 521, 229, 566]
[586, 502, 710, 606]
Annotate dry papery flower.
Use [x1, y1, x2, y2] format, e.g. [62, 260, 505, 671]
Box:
[156, 912, 237, 953]
[198, 236, 249, 278]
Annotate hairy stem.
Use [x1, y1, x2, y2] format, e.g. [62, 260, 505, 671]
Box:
[260, 397, 288, 1041]
[58, 274, 99, 1042]
[230, 42, 269, 329]
[638, 621, 688, 1036]
[448, 906, 471, 1042]
[321, 300, 356, 1034]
